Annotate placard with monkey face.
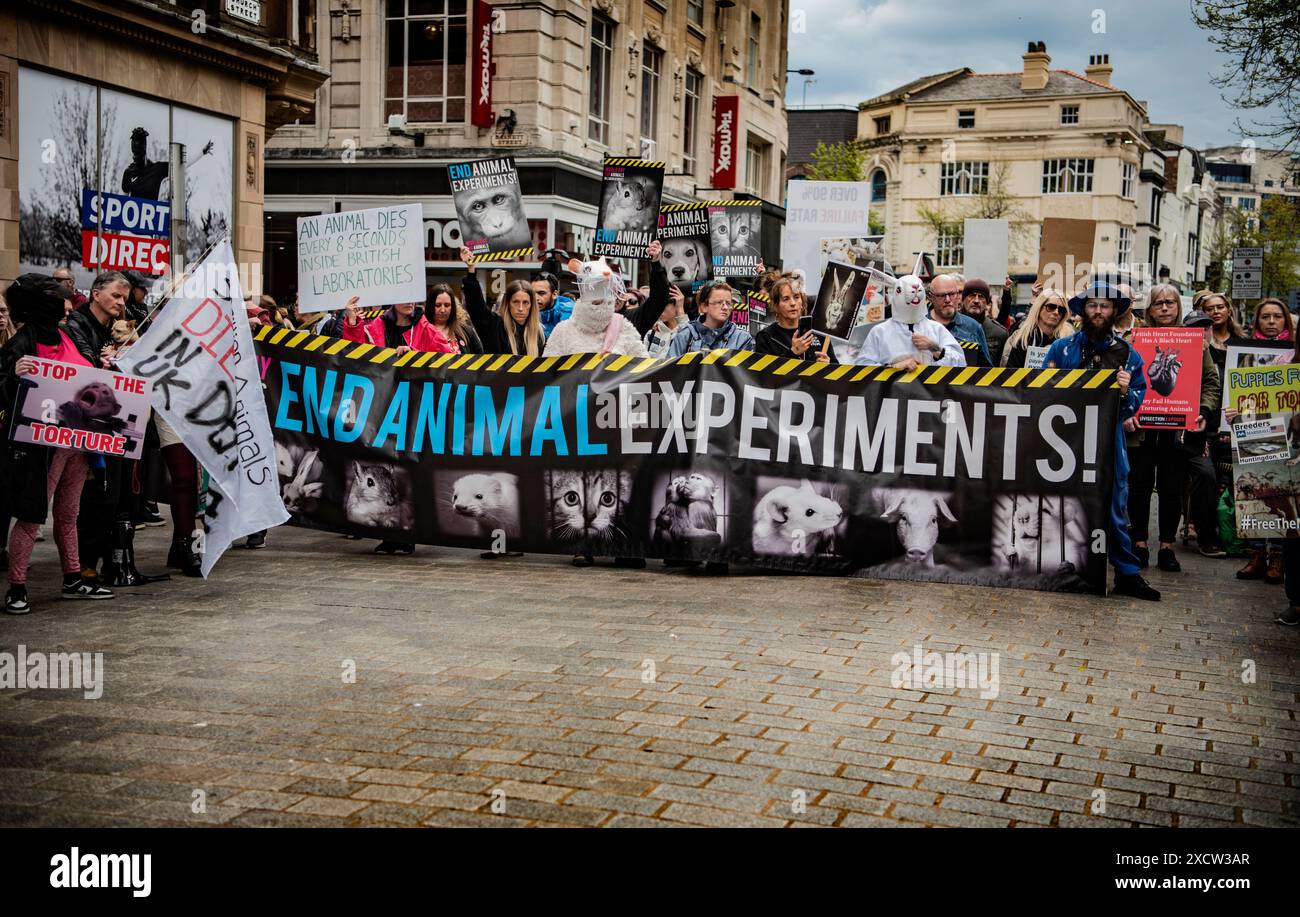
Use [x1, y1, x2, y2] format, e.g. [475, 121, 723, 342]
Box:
[448, 156, 533, 262]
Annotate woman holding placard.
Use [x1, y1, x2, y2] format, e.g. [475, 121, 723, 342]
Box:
[0, 275, 115, 614]
[1125, 285, 1221, 574]
[458, 247, 545, 358]
[1000, 289, 1072, 369]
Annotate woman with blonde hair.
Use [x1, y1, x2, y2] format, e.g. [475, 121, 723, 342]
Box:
[458, 247, 545, 356]
[1000, 288, 1073, 368]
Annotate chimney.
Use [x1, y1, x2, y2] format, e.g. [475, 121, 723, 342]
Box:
[1085, 53, 1113, 86]
[1021, 41, 1050, 91]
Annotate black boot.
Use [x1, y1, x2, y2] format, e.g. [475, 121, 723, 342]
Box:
[106, 518, 170, 586]
[167, 533, 203, 577]
[1113, 573, 1161, 601]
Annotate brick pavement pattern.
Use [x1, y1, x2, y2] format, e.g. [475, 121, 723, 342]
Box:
[1, 525, 1296, 828]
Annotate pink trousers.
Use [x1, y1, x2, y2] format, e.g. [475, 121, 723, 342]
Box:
[7, 449, 88, 585]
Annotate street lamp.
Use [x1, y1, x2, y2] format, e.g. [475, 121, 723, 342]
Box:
[787, 68, 815, 76]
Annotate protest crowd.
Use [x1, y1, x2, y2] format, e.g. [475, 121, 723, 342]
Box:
[1, 218, 1296, 626]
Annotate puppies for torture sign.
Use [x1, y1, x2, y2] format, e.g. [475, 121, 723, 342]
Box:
[256, 328, 1122, 594]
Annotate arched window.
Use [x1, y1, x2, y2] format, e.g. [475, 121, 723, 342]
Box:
[871, 169, 887, 203]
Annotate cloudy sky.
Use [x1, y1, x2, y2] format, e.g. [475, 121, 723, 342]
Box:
[784, 0, 1282, 151]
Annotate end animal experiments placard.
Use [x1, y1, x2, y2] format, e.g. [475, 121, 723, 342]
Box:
[448, 156, 532, 262]
[9, 358, 152, 459]
[296, 203, 425, 311]
[594, 158, 665, 259]
[657, 203, 714, 283]
[709, 202, 762, 276]
[1131, 327, 1204, 429]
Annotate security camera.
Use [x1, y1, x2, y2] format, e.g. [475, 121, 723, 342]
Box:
[387, 113, 407, 134]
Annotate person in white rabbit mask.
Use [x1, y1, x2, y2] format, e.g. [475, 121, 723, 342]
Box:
[853, 273, 964, 368]
[543, 255, 648, 358]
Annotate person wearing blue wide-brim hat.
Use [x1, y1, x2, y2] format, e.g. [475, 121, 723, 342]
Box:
[1044, 281, 1159, 601]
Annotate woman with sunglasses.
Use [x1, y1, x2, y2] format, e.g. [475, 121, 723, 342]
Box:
[1000, 289, 1073, 368]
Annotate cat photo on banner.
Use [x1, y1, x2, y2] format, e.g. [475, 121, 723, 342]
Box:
[546, 468, 633, 556]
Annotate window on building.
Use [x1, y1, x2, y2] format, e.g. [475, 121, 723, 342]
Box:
[1118, 227, 1132, 263]
[871, 169, 887, 202]
[640, 45, 662, 154]
[588, 15, 614, 144]
[940, 161, 989, 196]
[874, 115, 891, 135]
[1189, 232, 1198, 268]
[1042, 157, 1095, 193]
[384, 0, 469, 124]
[1148, 238, 1160, 272]
[1121, 162, 1135, 198]
[1060, 105, 1079, 125]
[687, 0, 704, 28]
[1150, 188, 1163, 226]
[936, 229, 964, 269]
[746, 135, 770, 197]
[1239, 196, 1257, 210]
[682, 69, 701, 176]
[957, 109, 975, 129]
[748, 14, 761, 89]
[1264, 179, 1274, 187]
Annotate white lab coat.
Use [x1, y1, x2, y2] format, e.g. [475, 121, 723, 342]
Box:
[854, 317, 965, 367]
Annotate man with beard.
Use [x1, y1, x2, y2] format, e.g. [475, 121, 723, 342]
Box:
[960, 278, 1008, 366]
[928, 274, 991, 367]
[1045, 281, 1159, 601]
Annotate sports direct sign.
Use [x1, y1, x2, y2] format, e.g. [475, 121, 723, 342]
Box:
[80, 189, 171, 274]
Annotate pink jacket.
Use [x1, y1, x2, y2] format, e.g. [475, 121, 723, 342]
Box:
[341, 310, 459, 354]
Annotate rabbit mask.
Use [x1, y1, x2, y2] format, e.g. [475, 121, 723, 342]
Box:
[889, 274, 928, 327]
[566, 256, 627, 336]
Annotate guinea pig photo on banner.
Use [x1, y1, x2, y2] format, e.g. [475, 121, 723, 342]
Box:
[448, 155, 533, 260]
[593, 158, 665, 260]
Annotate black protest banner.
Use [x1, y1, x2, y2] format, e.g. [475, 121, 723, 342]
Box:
[593, 158, 665, 259]
[256, 326, 1121, 594]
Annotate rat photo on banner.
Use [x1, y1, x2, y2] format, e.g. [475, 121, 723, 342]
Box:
[709, 202, 762, 277]
[1130, 326, 1204, 429]
[593, 158, 664, 259]
[656, 202, 713, 285]
[447, 155, 532, 262]
[812, 260, 871, 341]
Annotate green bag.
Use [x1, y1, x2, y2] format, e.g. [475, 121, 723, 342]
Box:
[1218, 489, 1246, 556]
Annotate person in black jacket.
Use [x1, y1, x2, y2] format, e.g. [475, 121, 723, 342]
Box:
[753, 276, 837, 363]
[458, 248, 546, 356]
[2, 275, 115, 613]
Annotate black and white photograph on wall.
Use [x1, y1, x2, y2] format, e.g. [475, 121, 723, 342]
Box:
[656, 204, 713, 283]
[593, 159, 664, 259]
[447, 156, 532, 261]
[171, 106, 233, 265]
[545, 468, 634, 555]
[651, 470, 727, 558]
[435, 470, 523, 541]
[751, 477, 848, 557]
[709, 204, 762, 276]
[17, 68, 99, 285]
[343, 460, 415, 533]
[812, 260, 871, 341]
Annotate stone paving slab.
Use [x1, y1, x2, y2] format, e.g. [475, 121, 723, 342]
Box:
[0, 523, 1296, 828]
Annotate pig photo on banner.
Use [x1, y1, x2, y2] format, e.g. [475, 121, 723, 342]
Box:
[9, 358, 152, 460]
[116, 240, 288, 576]
[296, 203, 425, 311]
[593, 158, 664, 259]
[709, 203, 762, 276]
[1226, 362, 1300, 539]
[1131, 327, 1204, 429]
[447, 156, 532, 261]
[656, 203, 713, 284]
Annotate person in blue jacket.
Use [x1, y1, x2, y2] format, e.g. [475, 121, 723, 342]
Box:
[1044, 280, 1160, 601]
[928, 274, 991, 366]
[532, 271, 574, 338]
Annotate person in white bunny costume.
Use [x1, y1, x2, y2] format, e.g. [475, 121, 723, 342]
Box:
[854, 273, 964, 368]
[543, 255, 649, 358]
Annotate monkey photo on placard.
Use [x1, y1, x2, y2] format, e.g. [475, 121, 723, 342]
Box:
[448, 156, 532, 260]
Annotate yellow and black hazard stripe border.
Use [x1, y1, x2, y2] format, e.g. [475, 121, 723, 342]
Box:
[661, 199, 763, 213]
[603, 157, 666, 169]
[254, 326, 1117, 390]
[466, 247, 535, 263]
[747, 289, 771, 305]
